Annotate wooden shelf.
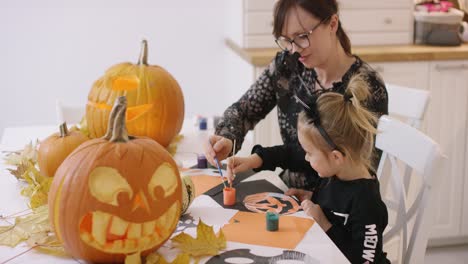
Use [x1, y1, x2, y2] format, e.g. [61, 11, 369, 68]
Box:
[226, 38, 468, 66]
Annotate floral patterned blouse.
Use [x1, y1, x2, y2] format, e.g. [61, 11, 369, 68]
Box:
[215, 51, 388, 188]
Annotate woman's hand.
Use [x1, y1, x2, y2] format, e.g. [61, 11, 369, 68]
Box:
[285, 188, 313, 202]
[203, 135, 233, 166]
[301, 200, 332, 232]
[225, 154, 263, 183]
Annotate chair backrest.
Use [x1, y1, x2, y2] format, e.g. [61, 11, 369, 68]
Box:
[385, 84, 431, 196]
[55, 100, 85, 125]
[386, 84, 430, 129]
[376, 115, 444, 264]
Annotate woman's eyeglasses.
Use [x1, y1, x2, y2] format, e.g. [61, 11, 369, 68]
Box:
[275, 17, 329, 52]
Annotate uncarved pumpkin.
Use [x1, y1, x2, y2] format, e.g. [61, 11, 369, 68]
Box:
[49, 97, 182, 263]
[86, 40, 185, 147]
[180, 175, 195, 215]
[37, 123, 88, 177]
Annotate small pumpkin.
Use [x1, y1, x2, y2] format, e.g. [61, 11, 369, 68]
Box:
[37, 123, 88, 177]
[49, 96, 182, 263]
[86, 39, 185, 147]
[180, 175, 195, 215]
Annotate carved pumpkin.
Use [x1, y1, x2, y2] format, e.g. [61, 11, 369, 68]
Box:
[86, 40, 185, 147]
[49, 97, 182, 263]
[37, 122, 88, 177]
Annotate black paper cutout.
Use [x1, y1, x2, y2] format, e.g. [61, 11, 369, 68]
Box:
[206, 248, 319, 264]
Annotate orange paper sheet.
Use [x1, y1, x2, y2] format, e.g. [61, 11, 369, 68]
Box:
[189, 175, 224, 197]
[222, 211, 314, 249]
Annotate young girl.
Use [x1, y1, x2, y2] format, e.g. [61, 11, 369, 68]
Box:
[227, 74, 390, 264]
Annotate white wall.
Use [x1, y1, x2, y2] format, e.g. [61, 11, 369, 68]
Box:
[0, 0, 251, 135]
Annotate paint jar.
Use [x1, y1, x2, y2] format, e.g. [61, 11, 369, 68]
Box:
[197, 154, 208, 169]
[223, 187, 236, 206]
[266, 211, 279, 231]
[199, 117, 208, 130]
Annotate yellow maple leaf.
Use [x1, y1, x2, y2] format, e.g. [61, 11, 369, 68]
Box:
[26, 232, 67, 257]
[146, 252, 190, 264]
[0, 205, 50, 247]
[171, 219, 226, 259]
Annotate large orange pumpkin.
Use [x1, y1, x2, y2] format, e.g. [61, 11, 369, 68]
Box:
[49, 97, 182, 263]
[37, 122, 88, 177]
[86, 40, 185, 147]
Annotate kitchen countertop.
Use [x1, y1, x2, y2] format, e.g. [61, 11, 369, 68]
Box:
[226, 38, 468, 67]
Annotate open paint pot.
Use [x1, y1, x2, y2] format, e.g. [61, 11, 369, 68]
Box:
[266, 211, 279, 231]
[223, 187, 236, 206]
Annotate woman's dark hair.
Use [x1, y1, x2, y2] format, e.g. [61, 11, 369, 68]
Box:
[273, 0, 351, 55]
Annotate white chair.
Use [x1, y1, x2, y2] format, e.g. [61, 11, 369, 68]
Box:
[55, 100, 85, 125]
[386, 83, 430, 129]
[385, 84, 431, 195]
[376, 115, 445, 264]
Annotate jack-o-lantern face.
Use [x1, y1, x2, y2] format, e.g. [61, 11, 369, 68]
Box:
[86, 40, 185, 147]
[243, 192, 300, 215]
[49, 97, 182, 263]
[78, 163, 180, 254]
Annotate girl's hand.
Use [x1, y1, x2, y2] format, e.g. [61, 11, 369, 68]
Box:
[285, 188, 313, 202]
[225, 154, 263, 183]
[204, 135, 233, 166]
[301, 200, 332, 232]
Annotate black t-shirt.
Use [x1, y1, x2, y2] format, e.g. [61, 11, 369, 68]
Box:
[313, 177, 390, 264]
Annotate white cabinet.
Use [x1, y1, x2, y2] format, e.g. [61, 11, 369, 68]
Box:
[226, 0, 413, 48]
[226, 0, 277, 48]
[425, 61, 468, 242]
[370, 61, 430, 90]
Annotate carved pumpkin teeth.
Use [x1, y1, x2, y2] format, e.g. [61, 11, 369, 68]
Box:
[127, 223, 142, 239]
[78, 201, 180, 253]
[108, 216, 129, 238]
[92, 211, 112, 246]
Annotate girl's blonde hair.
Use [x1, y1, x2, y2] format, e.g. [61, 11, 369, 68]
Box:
[298, 73, 377, 170]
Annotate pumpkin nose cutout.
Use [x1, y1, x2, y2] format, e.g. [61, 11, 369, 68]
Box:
[132, 191, 150, 213]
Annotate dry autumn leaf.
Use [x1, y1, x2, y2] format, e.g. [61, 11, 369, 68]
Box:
[3, 141, 38, 166]
[0, 205, 50, 247]
[3, 141, 53, 209]
[171, 219, 226, 259]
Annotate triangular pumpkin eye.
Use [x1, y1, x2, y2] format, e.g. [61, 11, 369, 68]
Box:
[89, 167, 133, 206]
[148, 162, 177, 201]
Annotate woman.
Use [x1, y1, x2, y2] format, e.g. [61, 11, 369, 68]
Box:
[205, 0, 388, 189]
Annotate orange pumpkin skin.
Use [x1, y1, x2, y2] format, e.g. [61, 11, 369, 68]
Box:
[37, 123, 88, 177]
[86, 40, 184, 147]
[49, 98, 182, 263]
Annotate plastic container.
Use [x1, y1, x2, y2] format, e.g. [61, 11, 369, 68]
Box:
[414, 8, 464, 46]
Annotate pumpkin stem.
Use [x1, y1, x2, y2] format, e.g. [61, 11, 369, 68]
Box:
[102, 98, 124, 140]
[110, 97, 130, 143]
[137, 39, 148, 66]
[59, 122, 69, 137]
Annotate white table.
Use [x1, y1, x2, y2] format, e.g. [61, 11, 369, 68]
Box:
[0, 125, 349, 264]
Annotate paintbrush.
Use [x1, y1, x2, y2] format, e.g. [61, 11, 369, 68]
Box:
[229, 139, 236, 188]
[210, 139, 227, 188]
